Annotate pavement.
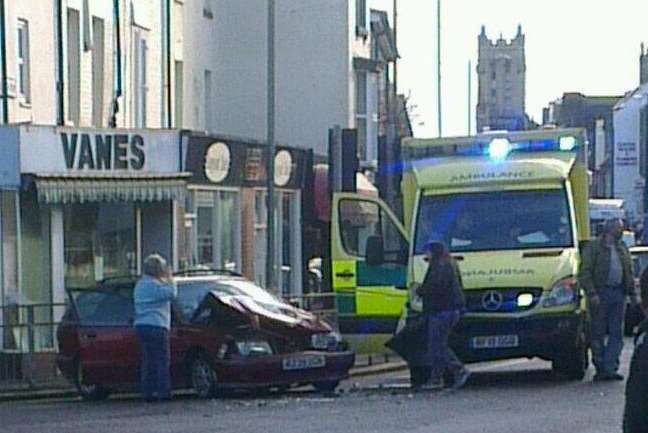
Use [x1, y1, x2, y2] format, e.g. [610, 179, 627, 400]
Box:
[0, 353, 407, 402]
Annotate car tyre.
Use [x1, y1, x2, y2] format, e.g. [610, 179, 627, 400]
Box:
[190, 354, 218, 398]
[74, 359, 110, 401]
[552, 335, 589, 381]
[313, 380, 339, 393]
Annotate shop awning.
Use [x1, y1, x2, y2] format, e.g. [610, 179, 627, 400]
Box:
[30, 173, 192, 204]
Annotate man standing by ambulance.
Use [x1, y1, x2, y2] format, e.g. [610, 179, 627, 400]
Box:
[579, 218, 637, 381]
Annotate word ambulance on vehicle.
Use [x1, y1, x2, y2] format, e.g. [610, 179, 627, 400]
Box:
[331, 128, 591, 379]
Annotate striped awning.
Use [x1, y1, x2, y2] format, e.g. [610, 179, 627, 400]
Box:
[31, 172, 191, 204]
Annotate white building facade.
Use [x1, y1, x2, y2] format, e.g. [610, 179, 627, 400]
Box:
[612, 83, 648, 225]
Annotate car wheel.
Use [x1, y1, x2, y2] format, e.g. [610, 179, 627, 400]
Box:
[552, 335, 589, 381]
[190, 354, 218, 398]
[313, 380, 339, 393]
[74, 359, 110, 401]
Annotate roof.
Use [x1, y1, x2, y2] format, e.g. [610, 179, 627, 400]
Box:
[614, 82, 648, 110]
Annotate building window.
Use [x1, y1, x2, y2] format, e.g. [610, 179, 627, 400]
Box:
[491, 70, 496, 81]
[193, 190, 240, 272]
[491, 88, 496, 98]
[505, 59, 512, 74]
[16, 19, 30, 103]
[91, 17, 105, 127]
[355, 70, 368, 160]
[174, 61, 183, 128]
[204, 69, 212, 130]
[67, 9, 81, 125]
[133, 30, 148, 128]
[356, 0, 367, 36]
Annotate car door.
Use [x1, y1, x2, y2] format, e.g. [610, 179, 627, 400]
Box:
[70, 288, 139, 387]
[330, 193, 409, 332]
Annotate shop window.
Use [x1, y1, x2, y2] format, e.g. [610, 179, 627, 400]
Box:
[64, 203, 136, 289]
[1, 191, 19, 351]
[16, 19, 30, 103]
[194, 190, 240, 272]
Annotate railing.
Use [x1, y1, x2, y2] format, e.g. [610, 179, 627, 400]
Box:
[0, 303, 68, 391]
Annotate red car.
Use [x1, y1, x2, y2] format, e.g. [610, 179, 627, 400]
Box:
[56, 271, 354, 400]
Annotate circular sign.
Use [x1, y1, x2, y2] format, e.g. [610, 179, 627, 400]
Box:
[274, 150, 293, 186]
[204, 142, 231, 183]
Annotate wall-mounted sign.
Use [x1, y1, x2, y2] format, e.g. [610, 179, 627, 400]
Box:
[204, 142, 231, 182]
[274, 149, 293, 186]
[17, 126, 180, 174]
[185, 134, 308, 190]
[61, 132, 145, 170]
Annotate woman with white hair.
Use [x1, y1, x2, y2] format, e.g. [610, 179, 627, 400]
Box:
[134, 254, 177, 402]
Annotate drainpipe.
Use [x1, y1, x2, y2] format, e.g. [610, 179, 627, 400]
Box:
[109, 0, 122, 127]
[166, 0, 172, 128]
[0, 0, 9, 124]
[55, 0, 64, 125]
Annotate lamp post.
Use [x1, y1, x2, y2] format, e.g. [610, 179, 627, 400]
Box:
[265, 0, 276, 292]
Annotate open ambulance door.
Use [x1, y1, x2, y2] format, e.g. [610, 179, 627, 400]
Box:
[330, 192, 409, 334]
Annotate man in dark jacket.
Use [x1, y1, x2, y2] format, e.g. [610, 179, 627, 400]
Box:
[579, 218, 638, 381]
[623, 269, 648, 432]
[413, 240, 470, 390]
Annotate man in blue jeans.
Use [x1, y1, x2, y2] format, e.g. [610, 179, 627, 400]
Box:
[579, 219, 638, 381]
[134, 254, 177, 402]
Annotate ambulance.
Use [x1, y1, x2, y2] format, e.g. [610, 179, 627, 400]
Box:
[331, 128, 591, 379]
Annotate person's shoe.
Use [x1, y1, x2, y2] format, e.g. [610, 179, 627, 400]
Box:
[419, 378, 443, 391]
[451, 369, 472, 390]
[593, 372, 612, 382]
[608, 372, 624, 381]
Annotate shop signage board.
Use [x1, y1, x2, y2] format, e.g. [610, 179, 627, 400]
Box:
[19, 126, 181, 174]
[185, 135, 307, 189]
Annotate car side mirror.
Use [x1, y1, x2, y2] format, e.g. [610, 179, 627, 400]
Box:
[365, 235, 385, 266]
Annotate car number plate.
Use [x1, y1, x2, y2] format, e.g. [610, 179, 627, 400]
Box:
[471, 335, 519, 349]
[282, 355, 326, 371]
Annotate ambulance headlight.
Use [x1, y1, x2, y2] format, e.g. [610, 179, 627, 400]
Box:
[543, 277, 578, 308]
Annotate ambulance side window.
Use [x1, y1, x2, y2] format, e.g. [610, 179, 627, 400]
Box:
[339, 199, 407, 264]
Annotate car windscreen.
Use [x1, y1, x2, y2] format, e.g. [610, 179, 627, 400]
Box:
[414, 189, 574, 254]
[70, 289, 134, 326]
[176, 280, 281, 320]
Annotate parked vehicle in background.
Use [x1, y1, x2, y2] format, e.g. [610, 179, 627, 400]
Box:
[56, 271, 354, 400]
[589, 199, 626, 237]
[627, 246, 648, 336]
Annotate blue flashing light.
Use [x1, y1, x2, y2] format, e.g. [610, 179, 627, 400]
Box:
[487, 138, 512, 160]
[559, 136, 577, 151]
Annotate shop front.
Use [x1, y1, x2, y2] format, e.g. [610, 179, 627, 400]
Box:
[183, 134, 312, 298]
[0, 126, 187, 354]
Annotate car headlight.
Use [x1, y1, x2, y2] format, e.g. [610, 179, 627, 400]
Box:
[235, 340, 273, 357]
[311, 332, 342, 351]
[542, 276, 578, 308]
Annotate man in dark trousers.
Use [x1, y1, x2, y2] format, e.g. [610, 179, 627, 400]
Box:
[623, 267, 648, 432]
[578, 218, 637, 381]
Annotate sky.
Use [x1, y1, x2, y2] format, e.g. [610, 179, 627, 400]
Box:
[371, 0, 648, 138]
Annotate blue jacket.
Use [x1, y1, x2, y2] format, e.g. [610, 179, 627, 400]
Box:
[133, 275, 177, 330]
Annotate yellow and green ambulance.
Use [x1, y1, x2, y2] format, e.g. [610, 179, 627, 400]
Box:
[331, 128, 591, 379]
